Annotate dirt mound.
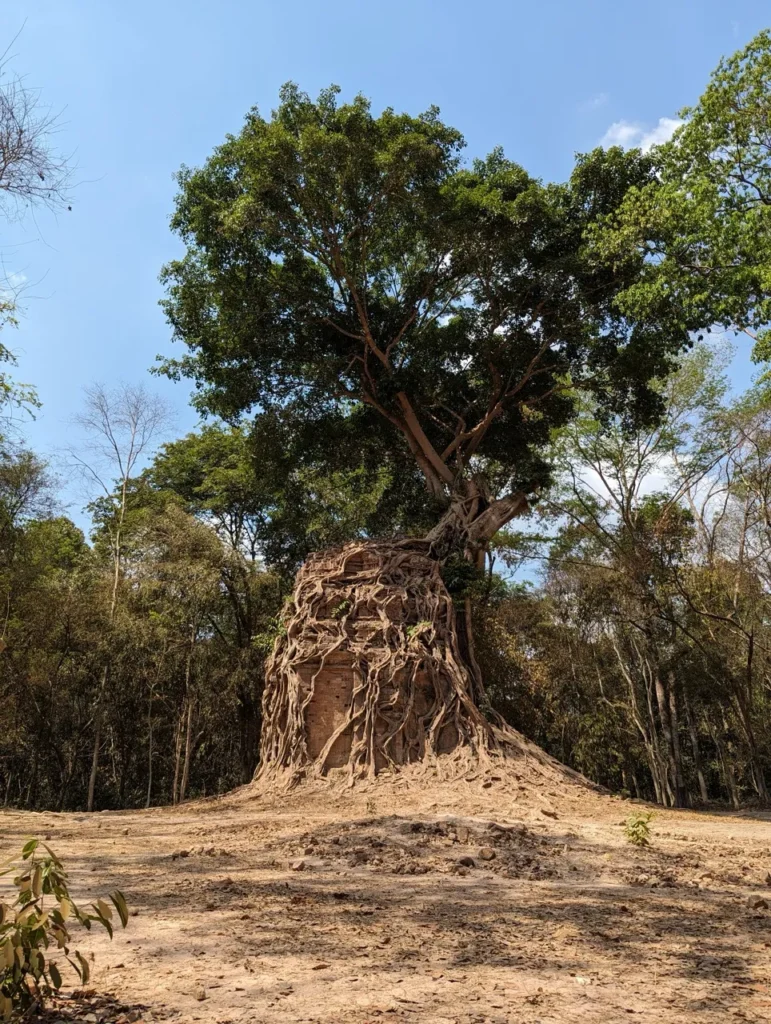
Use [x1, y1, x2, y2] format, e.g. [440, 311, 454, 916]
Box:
[250, 739, 600, 813]
[266, 814, 563, 880]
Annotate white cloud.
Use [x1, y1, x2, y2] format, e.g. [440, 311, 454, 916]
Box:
[600, 116, 682, 153]
[579, 92, 609, 112]
[0, 271, 27, 303]
[601, 120, 644, 149]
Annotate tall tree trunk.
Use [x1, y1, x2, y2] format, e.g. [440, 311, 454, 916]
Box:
[643, 664, 672, 806]
[87, 664, 108, 812]
[732, 636, 768, 805]
[667, 672, 687, 807]
[180, 697, 194, 804]
[179, 625, 196, 804]
[713, 713, 741, 809]
[145, 697, 154, 809]
[172, 709, 184, 806]
[654, 670, 682, 807]
[611, 638, 666, 804]
[683, 691, 708, 804]
[237, 688, 260, 784]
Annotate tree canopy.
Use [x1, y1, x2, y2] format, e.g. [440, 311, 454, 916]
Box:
[597, 30, 771, 366]
[159, 85, 692, 555]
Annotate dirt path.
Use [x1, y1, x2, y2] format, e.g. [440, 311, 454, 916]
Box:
[2, 771, 771, 1023]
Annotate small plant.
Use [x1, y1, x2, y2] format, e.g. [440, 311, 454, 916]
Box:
[405, 621, 432, 642]
[0, 839, 128, 1019]
[252, 614, 288, 654]
[331, 598, 352, 619]
[624, 811, 655, 847]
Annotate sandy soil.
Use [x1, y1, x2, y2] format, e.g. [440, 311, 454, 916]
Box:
[2, 761, 771, 1024]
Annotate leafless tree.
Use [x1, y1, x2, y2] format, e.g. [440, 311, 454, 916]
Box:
[69, 383, 172, 811]
[0, 46, 72, 219]
[0, 35, 74, 432]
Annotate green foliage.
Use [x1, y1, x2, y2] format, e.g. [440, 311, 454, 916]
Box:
[623, 812, 655, 847]
[405, 620, 432, 641]
[598, 30, 771, 367]
[0, 458, 285, 811]
[149, 421, 428, 576]
[0, 839, 127, 1017]
[440, 554, 485, 600]
[0, 341, 40, 445]
[252, 613, 287, 654]
[331, 598, 352, 619]
[159, 83, 689, 552]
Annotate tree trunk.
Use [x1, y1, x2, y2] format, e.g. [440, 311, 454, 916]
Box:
[654, 670, 683, 807]
[712, 713, 741, 809]
[86, 667, 107, 813]
[180, 698, 194, 803]
[172, 709, 184, 806]
[683, 691, 708, 804]
[732, 686, 768, 805]
[178, 626, 196, 803]
[237, 688, 261, 783]
[145, 696, 154, 809]
[667, 672, 687, 807]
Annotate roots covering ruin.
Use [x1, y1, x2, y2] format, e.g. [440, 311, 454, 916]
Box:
[258, 540, 572, 785]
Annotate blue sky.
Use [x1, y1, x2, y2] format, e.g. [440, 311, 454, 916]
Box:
[1, 0, 768, 524]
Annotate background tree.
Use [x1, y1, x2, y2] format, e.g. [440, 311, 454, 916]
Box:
[597, 29, 771, 369]
[69, 383, 171, 810]
[0, 41, 73, 439]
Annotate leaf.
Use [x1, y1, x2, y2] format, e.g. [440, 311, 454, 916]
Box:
[40, 843, 63, 867]
[48, 960, 62, 989]
[1, 940, 14, 968]
[93, 908, 113, 939]
[58, 898, 72, 921]
[75, 949, 90, 984]
[109, 891, 129, 928]
[15, 903, 36, 926]
[28, 948, 42, 976]
[31, 864, 42, 897]
[96, 899, 113, 921]
[21, 838, 39, 859]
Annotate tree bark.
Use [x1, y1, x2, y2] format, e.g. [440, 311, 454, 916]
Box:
[172, 710, 184, 806]
[180, 698, 194, 804]
[683, 691, 708, 804]
[667, 672, 687, 807]
[425, 486, 529, 561]
[145, 697, 154, 810]
[654, 670, 683, 807]
[87, 666, 108, 813]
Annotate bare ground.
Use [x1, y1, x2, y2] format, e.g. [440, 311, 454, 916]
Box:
[2, 759, 771, 1024]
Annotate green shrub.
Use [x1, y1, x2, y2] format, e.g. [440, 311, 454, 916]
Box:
[0, 839, 128, 1019]
[623, 811, 655, 847]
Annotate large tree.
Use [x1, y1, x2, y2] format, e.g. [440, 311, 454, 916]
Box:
[161, 85, 689, 560]
[159, 85, 692, 777]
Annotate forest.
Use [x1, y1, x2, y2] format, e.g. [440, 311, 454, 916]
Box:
[2, 29, 771, 814]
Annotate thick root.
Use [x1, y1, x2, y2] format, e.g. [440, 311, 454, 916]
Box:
[257, 540, 584, 788]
